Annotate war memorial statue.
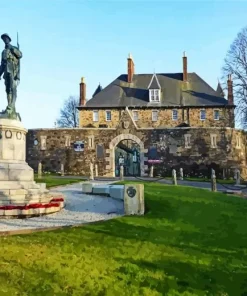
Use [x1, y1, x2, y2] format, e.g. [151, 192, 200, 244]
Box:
[0, 32, 64, 218]
[0, 33, 22, 120]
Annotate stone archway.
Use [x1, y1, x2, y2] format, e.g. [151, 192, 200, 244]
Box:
[106, 134, 146, 177]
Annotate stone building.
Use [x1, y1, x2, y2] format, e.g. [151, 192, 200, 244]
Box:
[26, 54, 247, 178]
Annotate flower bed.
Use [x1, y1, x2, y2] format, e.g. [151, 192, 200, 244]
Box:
[0, 196, 65, 214]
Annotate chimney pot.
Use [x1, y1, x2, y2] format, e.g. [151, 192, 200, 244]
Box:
[183, 52, 188, 82]
[227, 74, 233, 105]
[79, 78, 86, 106]
[127, 54, 135, 83]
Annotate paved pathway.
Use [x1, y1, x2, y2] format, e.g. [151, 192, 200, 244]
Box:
[0, 182, 124, 232]
[54, 175, 246, 193]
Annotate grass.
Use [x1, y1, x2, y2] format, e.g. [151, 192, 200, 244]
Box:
[163, 176, 241, 185]
[1, 182, 247, 295]
[185, 177, 246, 185]
[34, 174, 83, 188]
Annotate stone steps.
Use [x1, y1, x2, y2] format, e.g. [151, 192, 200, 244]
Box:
[0, 204, 64, 217]
[0, 188, 49, 197]
[0, 191, 53, 206]
[0, 181, 46, 190]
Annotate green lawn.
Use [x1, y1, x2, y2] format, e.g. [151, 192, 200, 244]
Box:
[1, 183, 247, 295]
[34, 174, 83, 188]
[163, 176, 241, 185]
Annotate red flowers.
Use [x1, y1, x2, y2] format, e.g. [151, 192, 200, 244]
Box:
[50, 198, 64, 202]
[0, 197, 64, 211]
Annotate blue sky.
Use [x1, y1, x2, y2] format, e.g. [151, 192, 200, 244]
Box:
[0, 0, 246, 128]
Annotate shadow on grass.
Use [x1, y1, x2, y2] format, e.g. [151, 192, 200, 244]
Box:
[114, 256, 247, 295]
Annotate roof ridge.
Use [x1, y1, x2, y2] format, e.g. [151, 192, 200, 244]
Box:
[87, 75, 122, 103]
[191, 72, 224, 97]
[85, 72, 229, 107]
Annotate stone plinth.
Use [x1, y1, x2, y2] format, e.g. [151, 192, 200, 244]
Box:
[82, 182, 93, 193]
[0, 119, 64, 218]
[124, 184, 144, 215]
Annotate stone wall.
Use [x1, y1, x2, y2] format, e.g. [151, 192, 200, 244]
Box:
[79, 107, 233, 129]
[27, 108, 246, 178]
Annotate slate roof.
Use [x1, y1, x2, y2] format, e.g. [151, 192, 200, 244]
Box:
[84, 73, 229, 108]
[148, 73, 161, 89]
[216, 82, 225, 98]
[92, 84, 103, 97]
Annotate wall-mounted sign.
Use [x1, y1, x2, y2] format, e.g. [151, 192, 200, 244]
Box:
[148, 147, 158, 159]
[74, 141, 84, 152]
[147, 160, 162, 164]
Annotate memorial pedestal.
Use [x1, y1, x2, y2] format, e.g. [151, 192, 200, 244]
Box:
[0, 119, 64, 218]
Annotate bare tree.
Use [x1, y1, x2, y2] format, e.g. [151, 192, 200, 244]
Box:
[57, 96, 79, 128]
[222, 26, 247, 127]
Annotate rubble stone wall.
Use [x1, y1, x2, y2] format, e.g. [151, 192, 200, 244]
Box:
[26, 126, 247, 178]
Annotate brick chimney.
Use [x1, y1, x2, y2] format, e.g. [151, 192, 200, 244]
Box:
[127, 53, 135, 83]
[183, 51, 188, 82]
[79, 77, 86, 106]
[227, 74, 234, 105]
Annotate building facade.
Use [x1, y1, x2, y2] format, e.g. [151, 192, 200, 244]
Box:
[26, 54, 247, 178]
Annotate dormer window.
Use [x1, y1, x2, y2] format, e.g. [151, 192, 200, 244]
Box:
[148, 73, 161, 103]
[149, 89, 160, 102]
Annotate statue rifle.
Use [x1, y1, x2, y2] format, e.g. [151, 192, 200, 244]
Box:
[17, 32, 20, 82]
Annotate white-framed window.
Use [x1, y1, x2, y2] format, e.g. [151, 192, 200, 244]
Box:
[236, 135, 241, 149]
[149, 89, 160, 102]
[172, 109, 178, 121]
[93, 110, 99, 122]
[40, 136, 47, 151]
[132, 110, 138, 121]
[200, 109, 206, 121]
[184, 134, 191, 148]
[152, 110, 158, 121]
[210, 134, 217, 148]
[65, 135, 71, 147]
[105, 110, 111, 121]
[214, 109, 220, 120]
[88, 136, 95, 149]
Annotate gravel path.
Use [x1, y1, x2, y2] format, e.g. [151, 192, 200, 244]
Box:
[0, 182, 124, 232]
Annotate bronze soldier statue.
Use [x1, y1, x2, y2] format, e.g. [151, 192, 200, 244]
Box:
[0, 33, 22, 120]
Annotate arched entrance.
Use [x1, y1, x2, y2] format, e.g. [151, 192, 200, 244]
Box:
[115, 139, 140, 176]
[108, 134, 146, 177]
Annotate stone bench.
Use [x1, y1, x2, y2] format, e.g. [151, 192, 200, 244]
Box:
[82, 182, 144, 215]
[82, 183, 93, 193]
[92, 185, 111, 196]
[82, 183, 124, 200]
[109, 185, 124, 200]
